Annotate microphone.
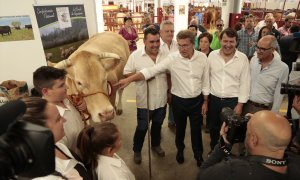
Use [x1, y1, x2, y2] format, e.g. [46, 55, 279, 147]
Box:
[0, 100, 26, 135]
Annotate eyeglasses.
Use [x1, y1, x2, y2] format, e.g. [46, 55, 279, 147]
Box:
[178, 44, 191, 49]
[255, 45, 273, 52]
[216, 24, 223, 27]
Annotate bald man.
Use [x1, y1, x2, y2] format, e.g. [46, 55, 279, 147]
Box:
[198, 111, 300, 180]
[243, 35, 289, 115]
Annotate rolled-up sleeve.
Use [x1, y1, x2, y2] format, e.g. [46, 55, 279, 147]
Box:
[271, 65, 289, 112]
[123, 54, 135, 75]
[238, 59, 250, 103]
[140, 57, 171, 80]
[202, 60, 210, 95]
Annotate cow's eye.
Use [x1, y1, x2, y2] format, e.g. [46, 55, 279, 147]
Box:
[76, 81, 82, 86]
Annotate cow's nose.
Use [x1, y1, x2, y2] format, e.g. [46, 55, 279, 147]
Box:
[99, 108, 115, 121]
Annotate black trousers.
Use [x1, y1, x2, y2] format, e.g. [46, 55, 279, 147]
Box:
[207, 95, 238, 150]
[172, 94, 204, 158]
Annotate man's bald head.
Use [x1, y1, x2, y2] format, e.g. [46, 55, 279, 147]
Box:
[259, 35, 277, 49]
[246, 111, 291, 153]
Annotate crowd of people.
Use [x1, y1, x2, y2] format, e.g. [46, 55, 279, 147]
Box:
[115, 12, 300, 179]
[8, 12, 300, 179]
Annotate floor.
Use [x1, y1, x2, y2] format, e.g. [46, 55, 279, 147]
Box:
[113, 83, 207, 180]
[112, 40, 289, 180]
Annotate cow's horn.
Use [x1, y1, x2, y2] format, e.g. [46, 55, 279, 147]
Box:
[98, 52, 120, 60]
[54, 59, 72, 69]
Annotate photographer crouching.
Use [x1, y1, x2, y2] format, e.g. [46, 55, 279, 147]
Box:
[197, 110, 300, 180]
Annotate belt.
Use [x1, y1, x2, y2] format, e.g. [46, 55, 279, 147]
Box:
[248, 100, 270, 108]
[211, 95, 237, 101]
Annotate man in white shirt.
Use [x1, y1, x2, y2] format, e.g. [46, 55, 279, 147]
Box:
[243, 35, 289, 114]
[123, 28, 168, 164]
[255, 13, 278, 32]
[159, 20, 178, 129]
[117, 30, 209, 167]
[207, 28, 250, 154]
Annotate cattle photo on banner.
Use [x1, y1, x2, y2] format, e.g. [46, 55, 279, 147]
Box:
[34, 4, 89, 63]
[0, 15, 34, 42]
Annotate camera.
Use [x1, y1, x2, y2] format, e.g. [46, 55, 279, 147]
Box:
[221, 107, 250, 144]
[0, 100, 55, 179]
[280, 83, 300, 95]
[292, 62, 300, 71]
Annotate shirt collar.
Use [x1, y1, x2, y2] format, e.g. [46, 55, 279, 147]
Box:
[141, 47, 162, 57]
[178, 49, 197, 60]
[99, 154, 122, 167]
[55, 99, 71, 116]
[217, 49, 239, 60]
[258, 55, 276, 69]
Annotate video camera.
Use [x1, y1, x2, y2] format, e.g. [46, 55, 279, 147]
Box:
[221, 107, 250, 144]
[281, 62, 300, 95]
[221, 107, 300, 148]
[0, 100, 55, 179]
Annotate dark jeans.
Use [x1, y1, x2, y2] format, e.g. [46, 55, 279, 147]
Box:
[207, 95, 238, 150]
[172, 94, 204, 158]
[133, 106, 166, 152]
[168, 104, 175, 124]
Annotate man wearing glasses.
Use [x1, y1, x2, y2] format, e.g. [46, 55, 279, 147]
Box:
[117, 30, 209, 167]
[210, 19, 224, 50]
[242, 35, 288, 114]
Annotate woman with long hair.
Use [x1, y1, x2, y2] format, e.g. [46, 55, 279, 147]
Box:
[77, 122, 135, 180]
[22, 97, 91, 180]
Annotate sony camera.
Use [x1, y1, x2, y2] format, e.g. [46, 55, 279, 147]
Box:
[280, 83, 300, 95]
[221, 107, 250, 144]
[0, 100, 55, 179]
[280, 62, 300, 95]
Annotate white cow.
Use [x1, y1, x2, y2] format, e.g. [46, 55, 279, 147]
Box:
[55, 32, 130, 123]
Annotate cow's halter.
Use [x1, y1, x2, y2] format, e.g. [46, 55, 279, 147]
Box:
[67, 81, 113, 125]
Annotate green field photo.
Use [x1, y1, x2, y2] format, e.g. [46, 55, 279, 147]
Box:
[0, 28, 34, 42]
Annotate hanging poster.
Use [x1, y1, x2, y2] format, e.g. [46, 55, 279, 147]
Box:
[0, 15, 34, 42]
[179, 5, 185, 15]
[34, 4, 89, 63]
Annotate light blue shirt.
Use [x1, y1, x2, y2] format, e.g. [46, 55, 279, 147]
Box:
[249, 55, 289, 112]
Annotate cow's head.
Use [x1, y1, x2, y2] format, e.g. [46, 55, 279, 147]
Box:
[55, 50, 121, 122]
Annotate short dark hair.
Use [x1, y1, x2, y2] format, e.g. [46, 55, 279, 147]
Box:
[220, 28, 238, 41]
[290, 25, 300, 33]
[188, 24, 198, 31]
[33, 66, 67, 94]
[124, 17, 132, 23]
[198, 32, 213, 43]
[176, 30, 195, 44]
[144, 27, 159, 40]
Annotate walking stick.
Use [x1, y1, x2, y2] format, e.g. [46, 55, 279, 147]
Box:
[146, 80, 152, 179]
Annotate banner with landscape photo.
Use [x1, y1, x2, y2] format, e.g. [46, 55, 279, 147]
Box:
[0, 15, 34, 42]
[34, 4, 89, 63]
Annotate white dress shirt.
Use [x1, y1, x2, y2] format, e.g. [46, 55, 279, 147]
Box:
[123, 48, 168, 110]
[208, 49, 250, 103]
[141, 50, 210, 98]
[57, 99, 84, 152]
[250, 55, 289, 112]
[97, 154, 135, 180]
[160, 39, 178, 54]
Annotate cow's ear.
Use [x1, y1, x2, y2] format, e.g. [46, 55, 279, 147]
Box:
[99, 57, 120, 71]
